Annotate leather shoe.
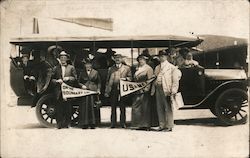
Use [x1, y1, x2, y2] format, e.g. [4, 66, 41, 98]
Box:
[89, 125, 96, 129]
[164, 128, 172, 132]
[121, 124, 127, 128]
[156, 127, 166, 131]
[81, 125, 88, 129]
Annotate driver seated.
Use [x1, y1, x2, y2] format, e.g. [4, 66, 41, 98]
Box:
[184, 52, 199, 68]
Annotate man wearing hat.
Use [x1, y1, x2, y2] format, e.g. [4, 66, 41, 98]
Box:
[151, 49, 182, 132]
[47, 45, 63, 69]
[20, 48, 37, 95]
[51, 51, 77, 129]
[105, 54, 131, 128]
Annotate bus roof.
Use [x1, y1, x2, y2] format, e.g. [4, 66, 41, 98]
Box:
[10, 35, 203, 48]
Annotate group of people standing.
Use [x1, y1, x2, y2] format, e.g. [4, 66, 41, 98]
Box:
[104, 48, 183, 132]
[20, 46, 199, 132]
[51, 51, 102, 129]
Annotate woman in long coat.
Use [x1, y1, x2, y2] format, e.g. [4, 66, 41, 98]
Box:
[131, 54, 154, 130]
[78, 59, 101, 129]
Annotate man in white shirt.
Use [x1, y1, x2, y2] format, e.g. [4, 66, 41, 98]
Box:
[151, 50, 182, 132]
[51, 51, 77, 129]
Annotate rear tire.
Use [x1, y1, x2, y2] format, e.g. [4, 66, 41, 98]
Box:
[215, 88, 248, 125]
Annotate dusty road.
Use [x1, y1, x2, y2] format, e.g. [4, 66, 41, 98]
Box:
[1, 105, 249, 158]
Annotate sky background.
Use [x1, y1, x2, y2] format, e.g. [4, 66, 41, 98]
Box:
[0, 0, 249, 104]
[1, 0, 249, 38]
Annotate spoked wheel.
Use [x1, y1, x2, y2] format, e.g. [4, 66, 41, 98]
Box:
[215, 88, 248, 125]
[36, 94, 57, 128]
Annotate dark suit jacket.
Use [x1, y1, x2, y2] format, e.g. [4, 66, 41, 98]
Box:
[21, 61, 35, 77]
[51, 64, 77, 99]
[78, 69, 101, 92]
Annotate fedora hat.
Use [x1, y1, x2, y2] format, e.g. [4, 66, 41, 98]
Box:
[22, 53, 30, 58]
[158, 49, 170, 56]
[48, 45, 62, 53]
[59, 51, 69, 57]
[113, 54, 123, 58]
[20, 47, 32, 54]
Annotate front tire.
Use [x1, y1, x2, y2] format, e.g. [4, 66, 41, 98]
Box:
[215, 88, 248, 125]
[36, 94, 57, 128]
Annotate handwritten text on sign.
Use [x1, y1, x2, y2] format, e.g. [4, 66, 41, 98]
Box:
[61, 83, 98, 99]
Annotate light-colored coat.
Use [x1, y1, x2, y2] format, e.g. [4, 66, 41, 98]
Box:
[153, 61, 182, 96]
[105, 64, 131, 95]
[134, 64, 153, 92]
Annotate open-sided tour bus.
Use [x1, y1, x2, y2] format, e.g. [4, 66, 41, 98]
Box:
[9, 35, 248, 128]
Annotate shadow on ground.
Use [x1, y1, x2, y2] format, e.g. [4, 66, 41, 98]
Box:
[15, 117, 231, 129]
[175, 117, 226, 127]
[15, 123, 47, 129]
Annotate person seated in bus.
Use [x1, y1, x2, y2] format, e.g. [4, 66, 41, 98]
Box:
[46, 45, 62, 69]
[174, 49, 185, 68]
[105, 48, 116, 68]
[20, 48, 36, 95]
[166, 48, 185, 68]
[77, 58, 101, 129]
[184, 52, 199, 68]
[166, 48, 176, 65]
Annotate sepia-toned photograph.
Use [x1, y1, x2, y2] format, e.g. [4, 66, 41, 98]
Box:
[0, 0, 249, 157]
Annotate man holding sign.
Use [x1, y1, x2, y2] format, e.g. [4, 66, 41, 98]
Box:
[105, 54, 131, 128]
[51, 51, 77, 129]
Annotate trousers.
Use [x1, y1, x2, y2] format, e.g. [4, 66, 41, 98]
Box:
[110, 89, 126, 126]
[155, 84, 174, 129]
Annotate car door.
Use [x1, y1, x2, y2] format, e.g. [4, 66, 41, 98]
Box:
[179, 67, 205, 105]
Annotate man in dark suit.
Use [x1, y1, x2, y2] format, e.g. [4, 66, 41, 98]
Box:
[51, 51, 77, 129]
[105, 54, 131, 128]
[20, 50, 36, 96]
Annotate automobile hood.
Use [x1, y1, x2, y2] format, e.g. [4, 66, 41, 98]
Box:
[205, 69, 247, 80]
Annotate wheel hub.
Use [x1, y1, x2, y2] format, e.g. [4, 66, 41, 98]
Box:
[46, 106, 55, 116]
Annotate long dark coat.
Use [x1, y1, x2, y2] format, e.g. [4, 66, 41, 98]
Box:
[77, 69, 101, 126]
[131, 64, 153, 128]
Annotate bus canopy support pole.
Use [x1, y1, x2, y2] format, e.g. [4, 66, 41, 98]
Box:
[131, 40, 134, 66]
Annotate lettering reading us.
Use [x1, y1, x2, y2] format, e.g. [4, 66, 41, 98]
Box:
[122, 83, 146, 92]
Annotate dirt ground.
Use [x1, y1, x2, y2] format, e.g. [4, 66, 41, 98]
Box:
[1, 105, 249, 158]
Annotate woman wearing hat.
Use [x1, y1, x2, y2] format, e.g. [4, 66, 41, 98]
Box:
[131, 54, 154, 130]
[77, 58, 101, 129]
